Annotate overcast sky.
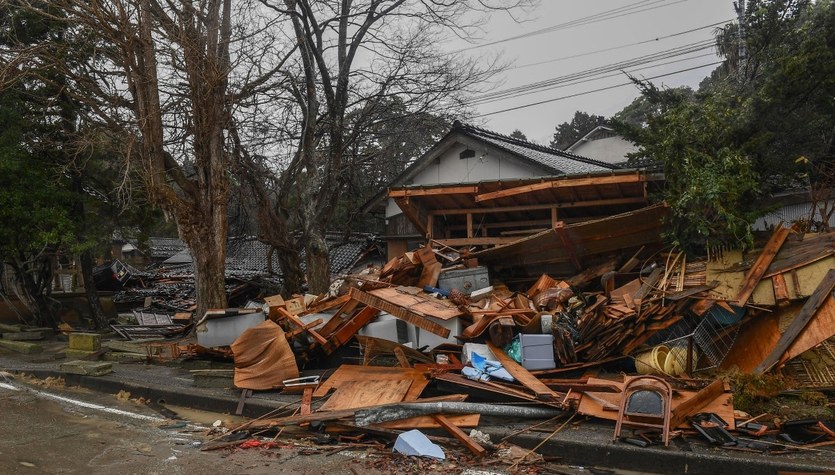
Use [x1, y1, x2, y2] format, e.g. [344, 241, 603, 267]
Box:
[457, 0, 737, 145]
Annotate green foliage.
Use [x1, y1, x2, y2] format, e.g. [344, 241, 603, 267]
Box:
[730, 372, 791, 412]
[0, 90, 75, 260]
[616, 0, 834, 254]
[549, 111, 605, 150]
[509, 129, 528, 141]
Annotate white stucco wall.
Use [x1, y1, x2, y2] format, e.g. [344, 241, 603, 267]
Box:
[385, 142, 541, 218]
[569, 135, 637, 165]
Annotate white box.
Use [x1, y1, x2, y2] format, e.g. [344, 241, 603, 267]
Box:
[195, 311, 265, 348]
[417, 316, 463, 350]
[358, 312, 418, 346]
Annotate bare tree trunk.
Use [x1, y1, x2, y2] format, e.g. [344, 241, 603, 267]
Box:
[304, 229, 329, 294]
[79, 249, 107, 329]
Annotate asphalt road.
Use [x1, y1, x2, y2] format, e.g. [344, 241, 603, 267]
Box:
[0, 376, 409, 475]
[0, 376, 584, 475]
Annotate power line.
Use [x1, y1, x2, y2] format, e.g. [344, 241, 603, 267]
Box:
[512, 19, 733, 70]
[473, 61, 722, 118]
[470, 51, 717, 107]
[467, 39, 717, 105]
[456, 0, 689, 52]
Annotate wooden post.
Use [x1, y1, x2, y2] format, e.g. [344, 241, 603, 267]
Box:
[466, 213, 473, 238]
[551, 207, 558, 228]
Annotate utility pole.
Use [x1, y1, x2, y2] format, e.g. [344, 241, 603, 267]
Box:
[734, 1, 746, 79]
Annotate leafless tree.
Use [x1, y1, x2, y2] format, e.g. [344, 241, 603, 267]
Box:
[239, 0, 533, 294]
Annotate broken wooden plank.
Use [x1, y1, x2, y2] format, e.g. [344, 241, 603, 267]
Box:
[433, 414, 486, 456]
[313, 365, 429, 402]
[778, 294, 835, 366]
[755, 269, 835, 373]
[735, 226, 791, 306]
[376, 414, 479, 430]
[772, 273, 790, 305]
[348, 287, 454, 338]
[321, 306, 380, 355]
[276, 307, 328, 346]
[319, 379, 413, 412]
[486, 342, 561, 401]
[669, 378, 726, 428]
[300, 294, 351, 316]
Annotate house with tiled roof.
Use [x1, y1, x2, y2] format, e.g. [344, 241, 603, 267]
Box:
[362, 121, 626, 258]
[563, 125, 638, 166]
[160, 234, 385, 281]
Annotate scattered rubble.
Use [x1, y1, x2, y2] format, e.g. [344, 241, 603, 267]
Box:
[4, 209, 834, 470]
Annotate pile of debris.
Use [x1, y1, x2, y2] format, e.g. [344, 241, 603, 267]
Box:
[99, 221, 826, 465]
[37, 216, 831, 468]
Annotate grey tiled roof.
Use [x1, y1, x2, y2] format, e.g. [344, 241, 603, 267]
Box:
[457, 122, 617, 175]
[147, 237, 186, 259]
[158, 234, 383, 278]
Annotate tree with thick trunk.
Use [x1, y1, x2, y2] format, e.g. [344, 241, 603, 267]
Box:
[2, 0, 239, 316]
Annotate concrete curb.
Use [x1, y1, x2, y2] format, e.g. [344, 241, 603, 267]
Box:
[16, 369, 295, 419]
[490, 425, 835, 475]
[10, 367, 835, 475]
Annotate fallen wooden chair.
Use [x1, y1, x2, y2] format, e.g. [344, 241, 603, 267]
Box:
[613, 375, 673, 446]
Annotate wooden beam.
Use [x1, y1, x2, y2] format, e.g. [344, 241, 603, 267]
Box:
[735, 226, 791, 306]
[276, 308, 328, 346]
[475, 174, 645, 202]
[348, 288, 451, 338]
[554, 223, 581, 270]
[322, 306, 380, 355]
[433, 237, 522, 247]
[432, 197, 647, 216]
[755, 269, 835, 373]
[486, 342, 561, 401]
[466, 213, 473, 238]
[389, 185, 479, 198]
[669, 379, 726, 428]
[394, 197, 428, 237]
[446, 219, 552, 231]
[433, 414, 486, 456]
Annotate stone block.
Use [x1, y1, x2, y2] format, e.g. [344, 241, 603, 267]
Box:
[103, 352, 147, 363]
[2, 331, 44, 341]
[65, 348, 97, 359]
[60, 360, 113, 376]
[0, 339, 43, 354]
[0, 323, 22, 333]
[69, 332, 101, 351]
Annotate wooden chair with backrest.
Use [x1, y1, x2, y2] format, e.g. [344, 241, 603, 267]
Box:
[613, 375, 674, 446]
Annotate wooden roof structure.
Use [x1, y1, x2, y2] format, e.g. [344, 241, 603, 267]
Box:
[389, 170, 664, 247]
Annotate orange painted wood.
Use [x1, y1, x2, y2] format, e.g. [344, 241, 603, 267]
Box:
[474, 174, 645, 203]
[322, 306, 380, 355]
[433, 414, 486, 456]
[313, 365, 429, 401]
[318, 379, 412, 412]
[276, 307, 327, 346]
[756, 269, 835, 373]
[778, 294, 835, 366]
[772, 273, 790, 304]
[735, 226, 791, 306]
[669, 378, 725, 428]
[375, 414, 480, 430]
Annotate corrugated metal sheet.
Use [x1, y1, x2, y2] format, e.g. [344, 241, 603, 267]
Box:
[752, 200, 835, 231]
